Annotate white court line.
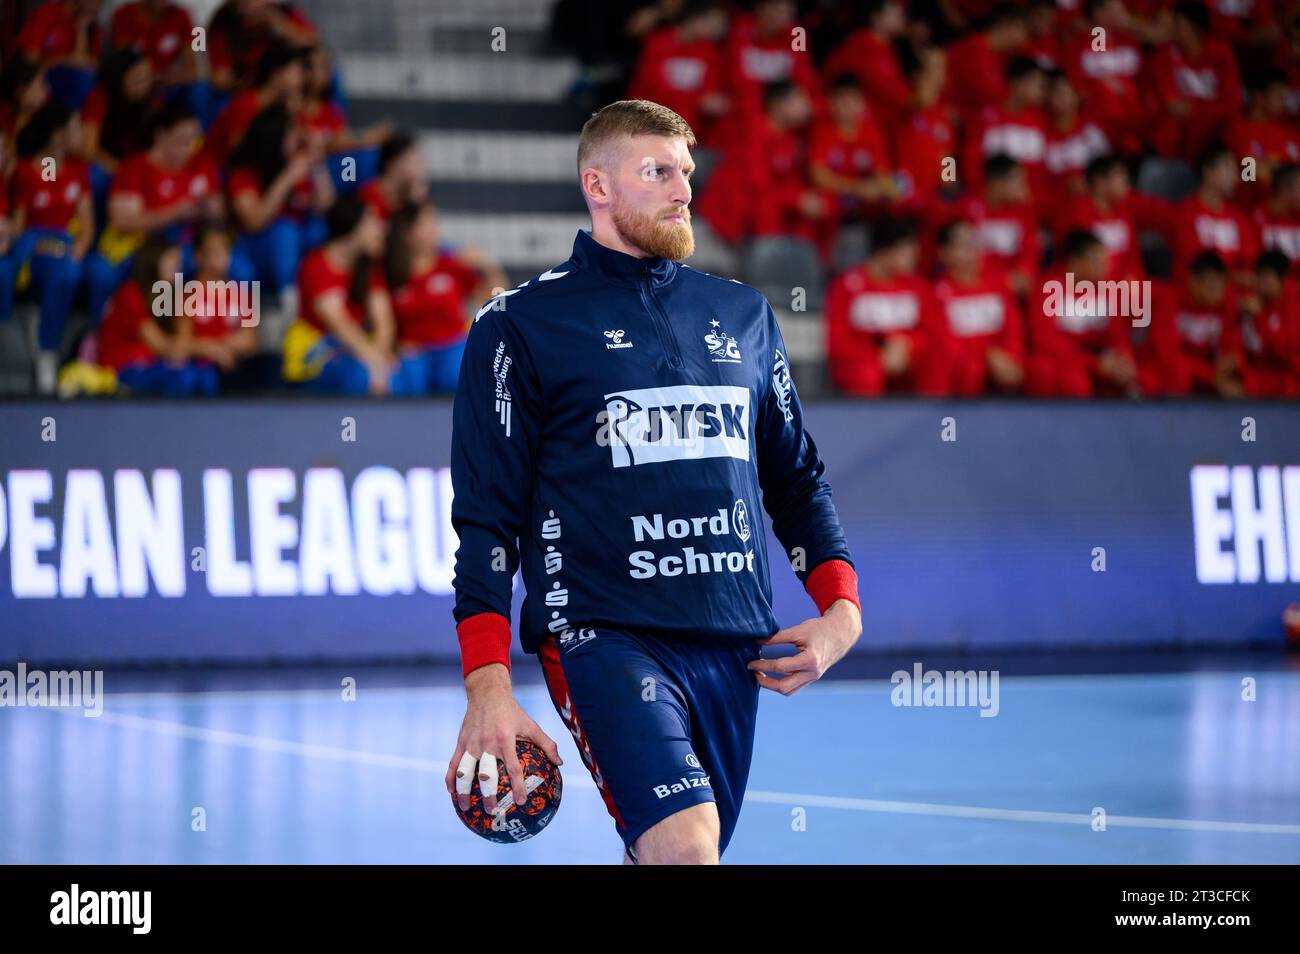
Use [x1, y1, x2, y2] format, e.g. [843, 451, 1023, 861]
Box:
[71, 710, 1300, 837]
[743, 791, 1300, 835]
[92, 669, 1297, 707]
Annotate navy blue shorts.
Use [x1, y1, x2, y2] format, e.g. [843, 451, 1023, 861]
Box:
[538, 628, 761, 860]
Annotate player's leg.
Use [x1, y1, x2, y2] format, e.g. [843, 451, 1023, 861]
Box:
[617, 633, 762, 864]
[665, 634, 762, 857]
[631, 802, 721, 864]
[537, 630, 719, 862]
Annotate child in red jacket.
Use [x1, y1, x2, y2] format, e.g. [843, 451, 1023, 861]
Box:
[826, 217, 951, 397]
[1147, 1, 1243, 160]
[1142, 251, 1244, 397]
[1238, 250, 1300, 397]
[934, 218, 1025, 395]
[1026, 230, 1140, 397]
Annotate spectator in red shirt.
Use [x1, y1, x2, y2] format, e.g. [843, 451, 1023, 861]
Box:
[78, 49, 158, 177]
[1203, 0, 1280, 53]
[357, 131, 428, 224]
[944, 7, 1029, 125]
[628, 0, 729, 141]
[89, 101, 226, 321]
[17, 0, 102, 110]
[228, 103, 334, 296]
[77, 49, 160, 225]
[962, 56, 1049, 208]
[204, 43, 307, 162]
[809, 75, 896, 227]
[1273, 12, 1300, 118]
[0, 60, 51, 179]
[302, 44, 391, 190]
[946, 154, 1042, 297]
[1237, 249, 1300, 396]
[718, 0, 820, 145]
[1171, 144, 1258, 284]
[934, 218, 1026, 395]
[1043, 70, 1111, 212]
[206, 0, 316, 97]
[1024, 0, 1063, 70]
[384, 201, 506, 393]
[1062, 0, 1147, 154]
[1142, 250, 1244, 395]
[696, 80, 833, 254]
[1059, 154, 1173, 281]
[1228, 68, 1300, 200]
[281, 193, 401, 395]
[1254, 163, 1300, 269]
[892, 48, 956, 209]
[109, 0, 195, 84]
[1147, 1, 1243, 161]
[109, 0, 214, 127]
[1026, 230, 1140, 396]
[824, 1, 913, 136]
[96, 236, 218, 395]
[183, 225, 259, 380]
[826, 217, 951, 396]
[8, 102, 97, 390]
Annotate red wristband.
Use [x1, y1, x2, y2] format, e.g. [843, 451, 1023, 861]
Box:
[805, 559, 860, 616]
[457, 612, 512, 677]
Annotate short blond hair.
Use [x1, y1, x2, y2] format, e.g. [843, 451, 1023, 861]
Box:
[577, 99, 696, 172]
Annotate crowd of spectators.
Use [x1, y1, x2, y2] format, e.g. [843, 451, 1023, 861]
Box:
[3, 0, 1298, 400]
[602, 0, 1300, 398]
[0, 0, 504, 396]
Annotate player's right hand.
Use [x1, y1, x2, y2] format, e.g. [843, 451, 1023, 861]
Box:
[445, 663, 563, 815]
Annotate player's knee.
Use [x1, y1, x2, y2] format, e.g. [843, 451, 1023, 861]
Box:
[633, 803, 720, 865]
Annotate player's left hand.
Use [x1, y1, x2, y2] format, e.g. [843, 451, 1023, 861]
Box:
[748, 600, 862, 696]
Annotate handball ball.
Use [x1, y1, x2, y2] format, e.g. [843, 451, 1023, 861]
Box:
[452, 739, 562, 843]
[1284, 603, 1300, 649]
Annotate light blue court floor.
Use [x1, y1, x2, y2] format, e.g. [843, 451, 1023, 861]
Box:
[2, 664, 1299, 864]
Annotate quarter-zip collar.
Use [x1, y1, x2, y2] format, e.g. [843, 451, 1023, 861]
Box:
[571, 229, 678, 289]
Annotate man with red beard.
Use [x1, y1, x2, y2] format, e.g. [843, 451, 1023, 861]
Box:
[934, 219, 1025, 395]
[1142, 251, 1244, 396]
[826, 217, 951, 396]
[1026, 230, 1140, 397]
[447, 100, 860, 866]
[1237, 250, 1300, 397]
[1058, 154, 1173, 282]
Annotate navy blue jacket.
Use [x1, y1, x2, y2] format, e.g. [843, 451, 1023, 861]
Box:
[451, 229, 854, 659]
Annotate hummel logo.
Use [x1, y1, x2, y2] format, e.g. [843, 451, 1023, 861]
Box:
[604, 329, 634, 350]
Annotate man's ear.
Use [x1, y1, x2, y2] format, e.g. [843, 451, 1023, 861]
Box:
[582, 167, 610, 207]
